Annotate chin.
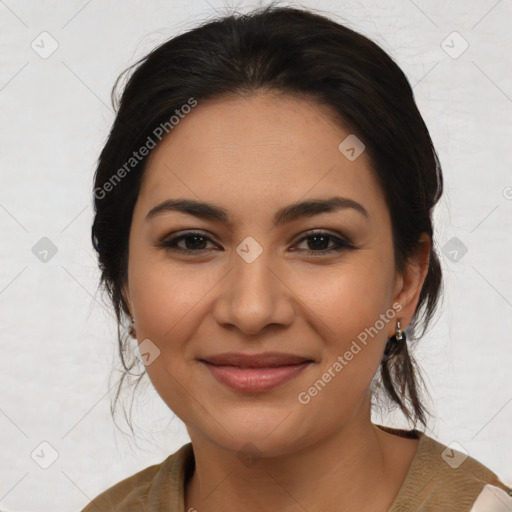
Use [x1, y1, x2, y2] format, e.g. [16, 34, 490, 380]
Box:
[189, 407, 316, 459]
[217, 432, 302, 460]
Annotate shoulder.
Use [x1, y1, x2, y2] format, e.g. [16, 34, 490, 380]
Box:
[81, 443, 193, 512]
[390, 430, 512, 512]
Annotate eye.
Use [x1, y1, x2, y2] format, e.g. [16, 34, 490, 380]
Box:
[156, 229, 354, 256]
[292, 230, 354, 256]
[156, 231, 217, 253]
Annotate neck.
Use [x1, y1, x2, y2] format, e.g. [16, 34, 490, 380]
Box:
[184, 400, 412, 512]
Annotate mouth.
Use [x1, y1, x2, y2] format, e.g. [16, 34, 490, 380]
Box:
[198, 352, 314, 392]
[199, 352, 313, 367]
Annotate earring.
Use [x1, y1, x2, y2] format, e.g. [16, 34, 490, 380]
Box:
[128, 317, 136, 337]
[384, 320, 406, 358]
[394, 320, 405, 342]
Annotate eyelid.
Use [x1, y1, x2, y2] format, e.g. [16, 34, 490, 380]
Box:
[293, 228, 353, 245]
[156, 228, 355, 255]
[156, 229, 219, 250]
[293, 229, 355, 254]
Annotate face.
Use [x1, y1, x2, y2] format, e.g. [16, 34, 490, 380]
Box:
[123, 92, 428, 456]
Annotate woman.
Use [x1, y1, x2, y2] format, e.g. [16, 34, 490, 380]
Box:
[84, 5, 512, 511]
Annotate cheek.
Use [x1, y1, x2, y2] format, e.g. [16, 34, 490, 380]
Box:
[292, 259, 394, 388]
[296, 258, 393, 338]
[128, 261, 216, 402]
[129, 258, 212, 340]
[129, 263, 207, 418]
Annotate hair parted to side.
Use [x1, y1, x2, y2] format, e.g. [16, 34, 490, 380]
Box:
[91, 3, 443, 436]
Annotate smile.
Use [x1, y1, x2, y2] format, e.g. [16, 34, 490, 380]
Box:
[200, 361, 312, 392]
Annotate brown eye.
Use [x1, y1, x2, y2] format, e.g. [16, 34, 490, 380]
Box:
[293, 231, 353, 256]
[155, 230, 354, 256]
[157, 231, 218, 253]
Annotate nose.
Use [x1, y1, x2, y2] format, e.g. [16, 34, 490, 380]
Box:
[211, 245, 295, 336]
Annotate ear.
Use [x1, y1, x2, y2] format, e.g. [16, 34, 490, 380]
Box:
[122, 282, 137, 338]
[390, 233, 431, 337]
[122, 281, 133, 318]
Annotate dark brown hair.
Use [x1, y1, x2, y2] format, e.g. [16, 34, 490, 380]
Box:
[91, 4, 443, 434]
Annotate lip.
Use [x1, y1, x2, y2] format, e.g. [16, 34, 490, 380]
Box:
[200, 360, 312, 392]
[199, 351, 312, 367]
[198, 352, 314, 393]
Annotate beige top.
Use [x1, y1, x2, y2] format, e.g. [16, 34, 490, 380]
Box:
[82, 424, 512, 511]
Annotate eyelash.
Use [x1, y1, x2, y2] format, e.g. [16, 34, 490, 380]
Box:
[156, 230, 354, 256]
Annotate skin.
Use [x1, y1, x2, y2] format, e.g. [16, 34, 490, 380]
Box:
[123, 91, 431, 512]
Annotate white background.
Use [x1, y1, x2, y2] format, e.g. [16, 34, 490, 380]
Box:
[1, 1, 511, 510]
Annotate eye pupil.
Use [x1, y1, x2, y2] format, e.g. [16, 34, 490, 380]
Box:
[185, 235, 207, 250]
[159, 230, 350, 256]
[308, 235, 330, 251]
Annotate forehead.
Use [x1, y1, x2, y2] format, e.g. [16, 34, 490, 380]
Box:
[137, 92, 387, 224]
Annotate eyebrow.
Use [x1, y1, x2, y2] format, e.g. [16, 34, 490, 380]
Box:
[145, 196, 369, 226]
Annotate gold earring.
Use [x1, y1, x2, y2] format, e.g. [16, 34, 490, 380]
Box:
[383, 320, 406, 359]
[395, 320, 404, 341]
